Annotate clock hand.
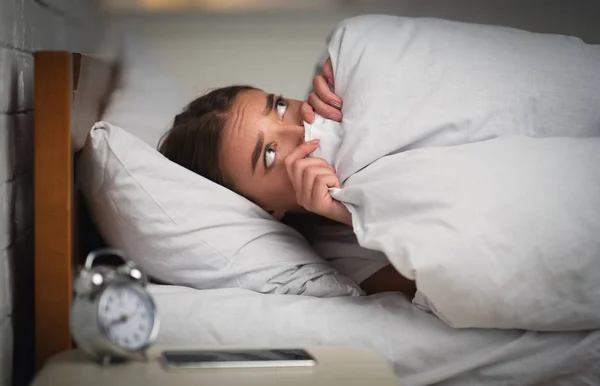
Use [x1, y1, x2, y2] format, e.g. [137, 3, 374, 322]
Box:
[107, 314, 129, 327]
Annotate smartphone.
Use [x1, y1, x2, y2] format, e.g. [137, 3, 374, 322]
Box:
[161, 349, 317, 370]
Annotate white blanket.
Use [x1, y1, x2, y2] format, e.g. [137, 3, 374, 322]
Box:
[151, 285, 600, 386]
[336, 137, 600, 331]
[306, 16, 600, 330]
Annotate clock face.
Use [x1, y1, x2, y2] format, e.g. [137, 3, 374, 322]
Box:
[97, 284, 156, 351]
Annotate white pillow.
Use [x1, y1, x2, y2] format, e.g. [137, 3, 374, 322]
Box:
[77, 122, 362, 297]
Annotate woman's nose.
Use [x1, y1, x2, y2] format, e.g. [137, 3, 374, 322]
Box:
[280, 124, 306, 144]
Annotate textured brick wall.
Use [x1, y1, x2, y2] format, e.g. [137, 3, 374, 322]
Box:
[0, 1, 103, 385]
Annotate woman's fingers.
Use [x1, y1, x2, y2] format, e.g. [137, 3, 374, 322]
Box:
[309, 173, 340, 213]
[308, 91, 342, 122]
[284, 140, 320, 180]
[303, 56, 343, 123]
[313, 174, 340, 192]
[299, 166, 337, 205]
[294, 158, 334, 179]
[313, 73, 342, 110]
[285, 139, 320, 162]
[283, 145, 346, 222]
[288, 157, 333, 192]
[295, 153, 349, 225]
[301, 101, 316, 124]
[322, 57, 335, 87]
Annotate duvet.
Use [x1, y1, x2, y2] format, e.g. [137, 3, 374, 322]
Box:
[305, 15, 600, 330]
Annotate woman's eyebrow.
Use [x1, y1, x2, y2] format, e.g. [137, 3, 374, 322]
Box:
[263, 93, 275, 116]
[251, 131, 264, 174]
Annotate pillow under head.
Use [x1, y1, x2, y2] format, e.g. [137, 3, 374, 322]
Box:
[77, 122, 362, 297]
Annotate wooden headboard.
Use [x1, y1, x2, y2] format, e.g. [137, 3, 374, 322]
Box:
[34, 52, 117, 369]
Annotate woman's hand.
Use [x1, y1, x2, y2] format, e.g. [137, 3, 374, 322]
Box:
[285, 139, 352, 226]
[301, 57, 344, 124]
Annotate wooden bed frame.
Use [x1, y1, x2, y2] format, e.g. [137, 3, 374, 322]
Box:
[34, 51, 118, 369]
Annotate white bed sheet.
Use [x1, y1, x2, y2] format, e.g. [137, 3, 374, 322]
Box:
[150, 284, 600, 386]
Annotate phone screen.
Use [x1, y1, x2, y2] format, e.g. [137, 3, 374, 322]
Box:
[161, 349, 317, 369]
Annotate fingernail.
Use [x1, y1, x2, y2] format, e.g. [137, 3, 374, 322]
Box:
[327, 77, 335, 86]
[329, 100, 342, 109]
[309, 139, 320, 145]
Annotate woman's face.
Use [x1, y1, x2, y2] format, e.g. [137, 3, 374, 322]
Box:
[220, 89, 305, 219]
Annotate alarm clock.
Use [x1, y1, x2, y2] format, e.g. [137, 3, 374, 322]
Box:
[70, 248, 160, 365]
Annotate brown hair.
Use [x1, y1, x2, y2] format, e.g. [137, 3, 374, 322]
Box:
[158, 85, 257, 189]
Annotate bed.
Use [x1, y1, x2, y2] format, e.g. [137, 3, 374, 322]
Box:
[33, 46, 600, 386]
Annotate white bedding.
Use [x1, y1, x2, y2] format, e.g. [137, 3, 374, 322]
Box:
[309, 221, 389, 284]
[324, 16, 600, 184]
[99, 15, 600, 385]
[307, 15, 600, 331]
[150, 284, 600, 386]
[336, 136, 600, 331]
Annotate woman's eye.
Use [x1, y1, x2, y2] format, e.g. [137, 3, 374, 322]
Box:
[276, 97, 287, 119]
[265, 146, 276, 168]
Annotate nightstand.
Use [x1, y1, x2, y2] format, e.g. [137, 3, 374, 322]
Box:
[32, 347, 399, 386]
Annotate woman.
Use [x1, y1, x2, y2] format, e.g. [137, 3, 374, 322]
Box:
[159, 58, 415, 296]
